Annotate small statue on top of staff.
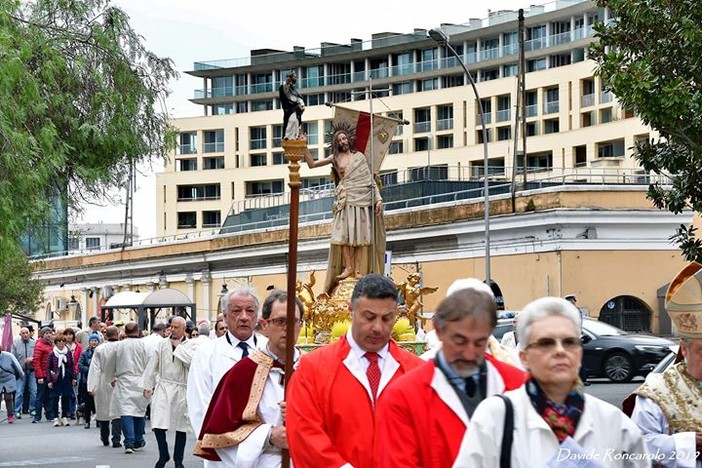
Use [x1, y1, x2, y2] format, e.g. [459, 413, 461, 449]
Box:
[279, 70, 305, 140]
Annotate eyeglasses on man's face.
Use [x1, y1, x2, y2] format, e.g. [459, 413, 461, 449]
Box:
[526, 336, 582, 352]
[266, 317, 302, 327]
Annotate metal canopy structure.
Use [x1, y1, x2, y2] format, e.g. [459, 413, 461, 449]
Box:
[101, 288, 196, 331]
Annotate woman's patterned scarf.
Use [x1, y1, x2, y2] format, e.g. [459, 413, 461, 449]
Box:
[526, 376, 585, 442]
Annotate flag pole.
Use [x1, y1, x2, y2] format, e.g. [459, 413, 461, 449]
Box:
[369, 78, 376, 275]
[281, 138, 306, 468]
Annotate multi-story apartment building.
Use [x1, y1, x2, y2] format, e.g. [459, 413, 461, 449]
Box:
[157, 0, 649, 237]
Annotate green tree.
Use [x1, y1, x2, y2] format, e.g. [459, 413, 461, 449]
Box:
[0, 244, 43, 316]
[0, 0, 177, 310]
[593, 0, 702, 261]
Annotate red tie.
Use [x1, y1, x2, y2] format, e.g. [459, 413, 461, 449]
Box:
[365, 352, 381, 401]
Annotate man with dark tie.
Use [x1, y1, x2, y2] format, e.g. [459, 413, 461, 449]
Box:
[376, 286, 527, 468]
[286, 274, 423, 468]
[186, 286, 268, 468]
[195, 290, 304, 466]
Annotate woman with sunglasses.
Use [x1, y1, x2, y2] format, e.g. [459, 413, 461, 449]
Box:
[454, 297, 649, 467]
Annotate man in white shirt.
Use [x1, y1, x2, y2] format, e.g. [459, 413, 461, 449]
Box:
[186, 286, 267, 468]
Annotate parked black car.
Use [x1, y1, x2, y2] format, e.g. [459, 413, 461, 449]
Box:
[493, 317, 673, 382]
[581, 318, 674, 382]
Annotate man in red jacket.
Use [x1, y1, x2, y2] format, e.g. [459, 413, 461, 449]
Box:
[376, 286, 528, 468]
[32, 326, 55, 423]
[286, 274, 423, 468]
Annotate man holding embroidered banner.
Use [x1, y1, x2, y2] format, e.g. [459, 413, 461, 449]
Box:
[630, 262, 702, 467]
[303, 105, 399, 292]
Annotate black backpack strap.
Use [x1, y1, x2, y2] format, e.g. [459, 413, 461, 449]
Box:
[495, 394, 514, 468]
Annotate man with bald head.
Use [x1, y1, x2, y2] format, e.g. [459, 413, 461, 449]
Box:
[187, 286, 267, 468]
[143, 316, 189, 468]
[11, 327, 36, 419]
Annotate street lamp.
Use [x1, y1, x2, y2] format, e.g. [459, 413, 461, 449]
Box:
[429, 28, 491, 282]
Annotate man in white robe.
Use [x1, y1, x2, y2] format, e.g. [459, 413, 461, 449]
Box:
[195, 290, 303, 467]
[106, 322, 149, 454]
[143, 317, 190, 468]
[186, 286, 267, 468]
[87, 325, 121, 448]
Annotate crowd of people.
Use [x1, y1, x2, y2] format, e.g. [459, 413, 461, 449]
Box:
[2, 265, 702, 467]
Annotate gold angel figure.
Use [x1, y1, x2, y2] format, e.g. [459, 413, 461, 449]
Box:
[397, 273, 438, 328]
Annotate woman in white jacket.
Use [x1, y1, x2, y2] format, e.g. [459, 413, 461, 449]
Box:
[455, 297, 650, 468]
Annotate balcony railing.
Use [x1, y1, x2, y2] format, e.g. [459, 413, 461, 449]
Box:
[525, 104, 538, 117]
[581, 93, 595, 107]
[600, 90, 614, 104]
[369, 68, 389, 79]
[178, 145, 197, 155]
[543, 101, 560, 114]
[478, 112, 492, 125]
[479, 48, 500, 61]
[203, 142, 224, 153]
[496, 109, 511, 122]
[414, 121, 431, 133]
[436, 118, 453, 131]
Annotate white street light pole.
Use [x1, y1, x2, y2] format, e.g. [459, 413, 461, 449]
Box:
[429, 28, 491, 283]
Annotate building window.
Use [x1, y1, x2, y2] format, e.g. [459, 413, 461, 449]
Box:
[392, 82, 413, 95]
[479, 98, 492, 124]
[526, 122, 538, 136]
[389, 141, 404, 155]
[581, 111, 595, 127]
[503, 32, 518, 56]
[303, 121, 318, 145]
[212, 104, 234, 115]
[211, 76, 233, 97]
[526, 151, 553, 171]
[550, 53, 572, 68]
[497, 126, 511, 141]
[437, 135, 453, 149]
[306, 93, 324, 106]
[380, 170, 398, 186]
[480, 37, 499, 61]
[481, 68, 499, 81]
[247, 180, 284, 197]
[497, 95, 511, 122]
[252, 100, 274, 112]
[544, 87, 559, 114]
[527, 58, 547, 72]
[477, 128, 492, 143]
[525, 90, 538, 117]
[437, 105, 453, 131]
[178, 132, 197, 155]
[178, 159, 197, 171]
[597, 139, 625, 158]
[527, 25, 547, 50]
[177, 212, 196, 229]
[273, 152, 285, 165]
[251, 72, 272, 93]
[600, 108, 613, 124]
[85, 237, 101, 250]
[503, 63, 518, 77]
[544, 118, 560, 134]
[177, 184, 221, 201]
[203, 129, 224, 153]
[574, 145, 587, 167]
[303, 65, 324, 88]
[203, 157, 224, 170]
[250, 154, 267, 167]
[419, 78, 438, 91]
[442, 74, 464, 88]
[202, 211, 221, 228]
[302, 177, 331, 189]
[250, 127, 267, 150]
[414, 137, 430, 152]
[414, 108, 431, 133]
[236, 102, 248, 113]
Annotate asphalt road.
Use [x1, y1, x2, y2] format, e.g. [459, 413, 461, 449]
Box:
[0, 378, 643, 468]
[0, 415, 201, 468]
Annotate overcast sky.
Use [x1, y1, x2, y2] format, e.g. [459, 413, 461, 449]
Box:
[77, 0, 542, 238]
